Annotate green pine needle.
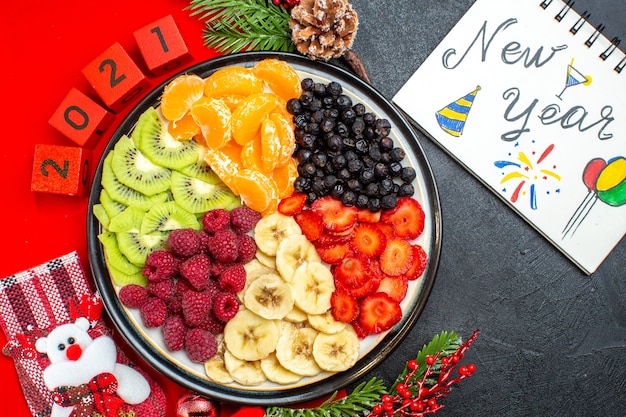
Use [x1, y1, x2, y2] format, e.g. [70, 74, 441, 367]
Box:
[265, 377, 387, 417]
[187, 0, 296, 54]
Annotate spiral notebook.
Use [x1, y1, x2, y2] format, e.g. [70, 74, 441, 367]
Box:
[393, 0, 626, 274]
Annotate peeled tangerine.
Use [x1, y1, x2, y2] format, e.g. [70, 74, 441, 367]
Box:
[231, 93, 280, 146]
[190, 97, 232, 149]
[230, 169, 279, 215]
[252, 58, 303, 101]
[204, 66, 264, 98]
[160, 74, 205, 122]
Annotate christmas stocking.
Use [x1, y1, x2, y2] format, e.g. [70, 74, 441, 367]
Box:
[0, 251, 167, 417]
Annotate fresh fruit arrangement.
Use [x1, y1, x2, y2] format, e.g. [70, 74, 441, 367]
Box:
[92, 57, 429, 389]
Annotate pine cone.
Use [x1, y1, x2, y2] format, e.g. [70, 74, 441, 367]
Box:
[289, 0, 359, 60]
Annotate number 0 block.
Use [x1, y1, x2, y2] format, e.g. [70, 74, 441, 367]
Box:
[49, 88, 114, 148]
[82, 42, 150, 112]
[31, 144, 92, 196]
[133, 15, 193, 76]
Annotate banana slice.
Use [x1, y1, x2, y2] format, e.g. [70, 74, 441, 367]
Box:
[244, 273, 294, 320]
[308, 311, 347, 334]
[254, 212, 302, 256]
[255, 250, 277, 269]
[284, 306, 309, 323]
[260, 352, 303, 385]
[239, 259, 276, 302]
[275, 234, 321, 282]
[290, 261, 335, 315]
[223, 350, 266, 386]
[204, 334, 233, 384]
[275, 325, 322, 376]
[223, 309, 280, 361]
[313, 326, 360, 372]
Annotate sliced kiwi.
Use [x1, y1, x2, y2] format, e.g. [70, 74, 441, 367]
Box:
[133, 107, 199, 170]
[111, 134, 171, 196]
[100, 189, 127, 219]
[178, 144, 221, 184]
[140, 201, 200, 234]
[108, 264, 147, 287]
[170, 171, 240, 214]
[114, 207, 168, 267]
[108, 206, 146, 233]
[98, 231, 142, 275]
[101, 152, 169, 211]
[93, 204, 110, 229]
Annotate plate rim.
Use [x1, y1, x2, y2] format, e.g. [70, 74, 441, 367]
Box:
[87, 50, 442, 405]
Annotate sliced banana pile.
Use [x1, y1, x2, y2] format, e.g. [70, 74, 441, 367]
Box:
[205, 212, 360, 386]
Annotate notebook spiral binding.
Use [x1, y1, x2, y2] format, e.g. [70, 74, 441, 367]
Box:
[539, 0, 625, 73]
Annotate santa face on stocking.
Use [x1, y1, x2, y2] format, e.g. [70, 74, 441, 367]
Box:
[35, 317, 151, 417]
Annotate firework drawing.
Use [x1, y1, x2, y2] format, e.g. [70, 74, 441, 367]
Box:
[495, 142, 561, 210]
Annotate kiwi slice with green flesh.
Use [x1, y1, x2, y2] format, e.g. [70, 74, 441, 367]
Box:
[111, 135, 171, 196]
[133, 107, 199, 170]
[114, 207, 168, 267]
[97, 231, 142, 275]
[178, 144, 221, 184]
[100, 189, 127, 219]
[101, 152, 169, 211]
[93, 204, 110, 229]
[108, 264, 147, 287]
[140, 201, 200, 234]
[170, 171, 240, 214]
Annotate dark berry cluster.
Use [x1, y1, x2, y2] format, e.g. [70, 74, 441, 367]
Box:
[287, 78, 416, 212]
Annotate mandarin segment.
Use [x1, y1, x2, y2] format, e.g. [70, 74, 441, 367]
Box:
[269, 112, 296, 166]
[231, 93, 280, 146]
[240, 134, 266, 173]
[252, 58, 303, 101]
[203, 147, 242, 194]
[160, 74, 205, 122]
[231, 169, 279, 214]
[273, 158, 297, 199]
[167, 112, 200, 141]
[204, 66, 264, 98]
[260, 117, 281, 172]
[190, 97, 232, 149]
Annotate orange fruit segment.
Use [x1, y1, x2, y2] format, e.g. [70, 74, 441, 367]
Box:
[240, 134, 265, 173]
[190, 97, 232, 149]
[269, 112, 296, 166]
[160, 74, 205, 122]
[219, 94, 246, 112]
[260, 117, 281, 172]
[231, 93, 279, 146]
[167, 111, 200, 141]
[203, 147, 242, 194]
[252, 58, 303, 101]
[204, 66, 264, 98]
[230, 169, 279, 214]
[273, 158, 297, 199]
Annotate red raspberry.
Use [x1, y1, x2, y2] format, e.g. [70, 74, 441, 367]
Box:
[202, 209, 230, 234]
[198, 311, 226, 335]
[185, 328, 218, 363]
[209, 261, 230, 278]
[218, 264, 246, 293]
[208, 230, 239, 263]
[213, 292, 240, 322]
[237, 234, 257, 263]
[140, 297, 168, 328]
[229, 206, 261, 234]
[179, 253, 211, 291]
[162, 315, 187, 351]
[167, 295, 183, 314]
[204, 279, 221, 299]
[168, 228, 201, 258]
[175, 278, 193, 296]
[146, 279, 175, 301]
[143, 250, 178, 282]
[196, 230, 210, 254]
[181, 291, 212, 328]
[118, 284, 149, 308]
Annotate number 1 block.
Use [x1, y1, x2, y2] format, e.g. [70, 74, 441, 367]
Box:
[133, 15, 193, 76]
[49, 88, 114, 148]
[31, 144, 92, 196]
[82, 42, 150, 112]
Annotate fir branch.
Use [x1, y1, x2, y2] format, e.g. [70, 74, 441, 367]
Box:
[187, 0, 295, 54]
[265, 377, 387, 417]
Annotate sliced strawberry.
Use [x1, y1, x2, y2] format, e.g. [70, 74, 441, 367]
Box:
[315, 230, 354, 248]
[356, 208, 381, 223]
[403, 244, 428, 280]
[350, 320, 370, 339]
[330, 289, 359, 323]
[278, 192, 307, 216]
[377, 275, 409, 302]
[358, 292, 402, 334]
[294, 209, 323, 241]
[316, 242, 350, 265]
[380, 197, 425, 239]
[351, 223, 386, 258]
[377, 222, 395, 240]
[348, 275, 381, 299]
[334, 256, 370, 289]
[311, 196, 358, 233]
[379, 239, 414, 276]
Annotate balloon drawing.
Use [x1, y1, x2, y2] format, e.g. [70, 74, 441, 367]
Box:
[562, 156, 626, 238]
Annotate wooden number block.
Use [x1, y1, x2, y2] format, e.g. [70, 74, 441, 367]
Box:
[31, 144, 92, 196]
[133, 15, 192, 76]
[82, 42, 150, 112]
[48, 88, 114, 148]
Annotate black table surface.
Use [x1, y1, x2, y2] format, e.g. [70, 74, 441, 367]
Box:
[346, 1, 626, 415]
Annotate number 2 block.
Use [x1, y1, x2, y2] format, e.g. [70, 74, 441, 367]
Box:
[31, 144, 92, 196]
[48, 88, 114, 148]
[82, 42, 150, 112]
[133, 15, 193, 76]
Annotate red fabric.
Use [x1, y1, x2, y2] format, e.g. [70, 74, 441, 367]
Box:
[0, 2, 219, 415]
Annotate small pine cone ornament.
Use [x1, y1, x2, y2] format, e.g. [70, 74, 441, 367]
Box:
[290, 0, 359, 60]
